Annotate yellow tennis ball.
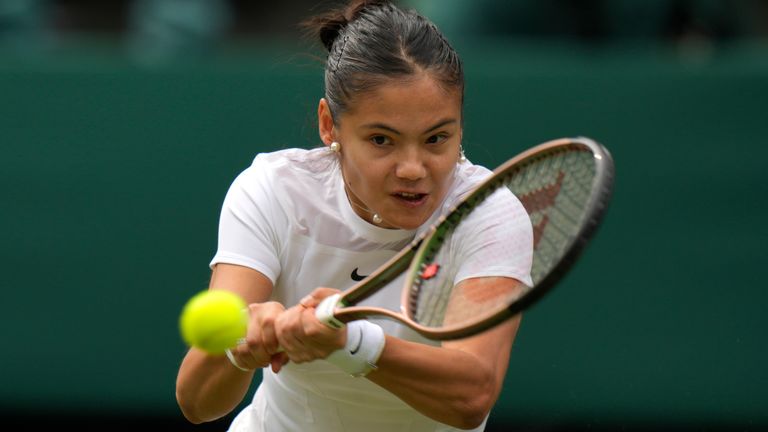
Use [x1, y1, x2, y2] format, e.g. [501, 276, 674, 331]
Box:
[179, 290, 248, 355]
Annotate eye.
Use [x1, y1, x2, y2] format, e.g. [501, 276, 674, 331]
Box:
[426, 134, 448, 145]
[370, 135, 391, 146]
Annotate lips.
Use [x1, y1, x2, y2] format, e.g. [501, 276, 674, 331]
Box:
[392, 191, 428, 206]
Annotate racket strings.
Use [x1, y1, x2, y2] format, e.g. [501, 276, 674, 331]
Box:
[409, 146, 599, 328]
[410, 179, 508, 324]
[411, 171, 530, 327]
[518, 149, 596, 283]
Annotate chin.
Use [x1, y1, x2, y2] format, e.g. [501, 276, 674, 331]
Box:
[387, 215, 429, 230]
[380, 203, 436, 230]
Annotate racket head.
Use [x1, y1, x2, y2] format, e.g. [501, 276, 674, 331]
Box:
[399, 137, 614, 339]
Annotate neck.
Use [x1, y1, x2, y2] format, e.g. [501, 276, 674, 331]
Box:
[338, 163, 396, 229]
[343, 184, 386, 226]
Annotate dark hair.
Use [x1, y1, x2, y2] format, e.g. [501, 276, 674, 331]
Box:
[303, 0, 464, 123]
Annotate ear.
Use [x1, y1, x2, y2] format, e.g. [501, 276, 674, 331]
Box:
[317, 98, 336, 146]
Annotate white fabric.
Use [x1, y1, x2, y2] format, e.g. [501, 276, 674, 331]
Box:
[324, 319, 386, 377]
[212, 147, 533, 432]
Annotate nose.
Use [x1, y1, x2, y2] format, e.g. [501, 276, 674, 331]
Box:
[394, 147, 427, 181]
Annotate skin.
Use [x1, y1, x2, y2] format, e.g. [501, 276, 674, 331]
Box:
[175, 73, 523, 430]
[319, 73, 462, 230]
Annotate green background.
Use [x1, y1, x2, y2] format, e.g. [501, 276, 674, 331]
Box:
[1, 38, 766, 429]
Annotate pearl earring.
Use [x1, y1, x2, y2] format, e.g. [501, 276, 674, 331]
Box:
[459, 146, 467, 163]
[330, 141, 341, 153]
[372, 214, 383, 224]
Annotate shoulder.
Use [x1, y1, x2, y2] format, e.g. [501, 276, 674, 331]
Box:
[229, 147, 343, 226]
[447, 162, 494, 203]
[248, 147, 336, 177]
[445, 161, 530, 229]
[233, 147, 338, 191]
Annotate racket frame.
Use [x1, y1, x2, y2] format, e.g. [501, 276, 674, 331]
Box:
[321, 137, 614, 340]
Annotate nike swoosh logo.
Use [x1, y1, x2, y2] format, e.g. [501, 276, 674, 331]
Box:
[351, 267, 368, 281]
[350, 326, 364, 355]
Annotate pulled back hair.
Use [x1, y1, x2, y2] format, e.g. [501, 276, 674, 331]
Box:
[303, 0, 464, 122]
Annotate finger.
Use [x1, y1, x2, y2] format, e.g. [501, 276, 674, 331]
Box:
[300, 306, 326, 336]
[301, 287, 342, 308]
[300, 306, 346, 353]
[249, 302, 284, 354]
[259, 315, 280, 355]
[280, 306, 328, 364]
[270, 352, 290, 373]
[275, 306, 306, 355]
[298, 294, 320, 309]
[231, 343, 269, 370]
[236, 322, 273, 368]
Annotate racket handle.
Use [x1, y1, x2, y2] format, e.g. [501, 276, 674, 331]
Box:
[315, 293, 345, 329]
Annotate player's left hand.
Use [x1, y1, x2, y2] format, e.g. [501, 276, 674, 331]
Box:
[275, 288, 347, 363]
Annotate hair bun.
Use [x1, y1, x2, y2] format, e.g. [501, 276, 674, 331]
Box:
[304, 0, 390, 52]
[317, 16, 346, 52]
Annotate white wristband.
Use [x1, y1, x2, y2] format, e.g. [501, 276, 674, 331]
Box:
[325, 320, 386, 377]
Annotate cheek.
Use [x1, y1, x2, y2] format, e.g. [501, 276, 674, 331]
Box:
[342, 156, 380, 189]
[435, 158, 458, 184]
[430, 161, 458, 200]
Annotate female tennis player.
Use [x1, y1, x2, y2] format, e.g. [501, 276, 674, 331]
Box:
[175, 1, 533, 430]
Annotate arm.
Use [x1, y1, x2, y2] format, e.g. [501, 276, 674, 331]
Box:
[367, 276, 521, 430]
[279, 277, 522, 430]
[175, 263, 282, 424]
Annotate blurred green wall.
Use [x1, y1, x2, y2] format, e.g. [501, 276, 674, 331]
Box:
[1, 40, 766, 428]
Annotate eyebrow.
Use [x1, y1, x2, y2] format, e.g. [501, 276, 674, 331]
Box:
[361, 118, 458, 136]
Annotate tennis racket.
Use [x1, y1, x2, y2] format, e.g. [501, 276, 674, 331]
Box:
[313, 136, 614, 340]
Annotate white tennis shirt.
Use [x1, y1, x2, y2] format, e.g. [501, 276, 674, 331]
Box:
[211, 148, 533, 432]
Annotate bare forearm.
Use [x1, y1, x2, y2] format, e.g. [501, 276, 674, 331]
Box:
[366, 336, 500, 429]
[176, 349, 255, 423]
[175, 265, 273, 423]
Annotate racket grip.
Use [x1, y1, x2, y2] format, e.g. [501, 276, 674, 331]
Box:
[315, 293, 345, 329]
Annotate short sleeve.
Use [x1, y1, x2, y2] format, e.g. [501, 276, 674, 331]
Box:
[453, 187, 534, 287]
[209, 160, 285, 283]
